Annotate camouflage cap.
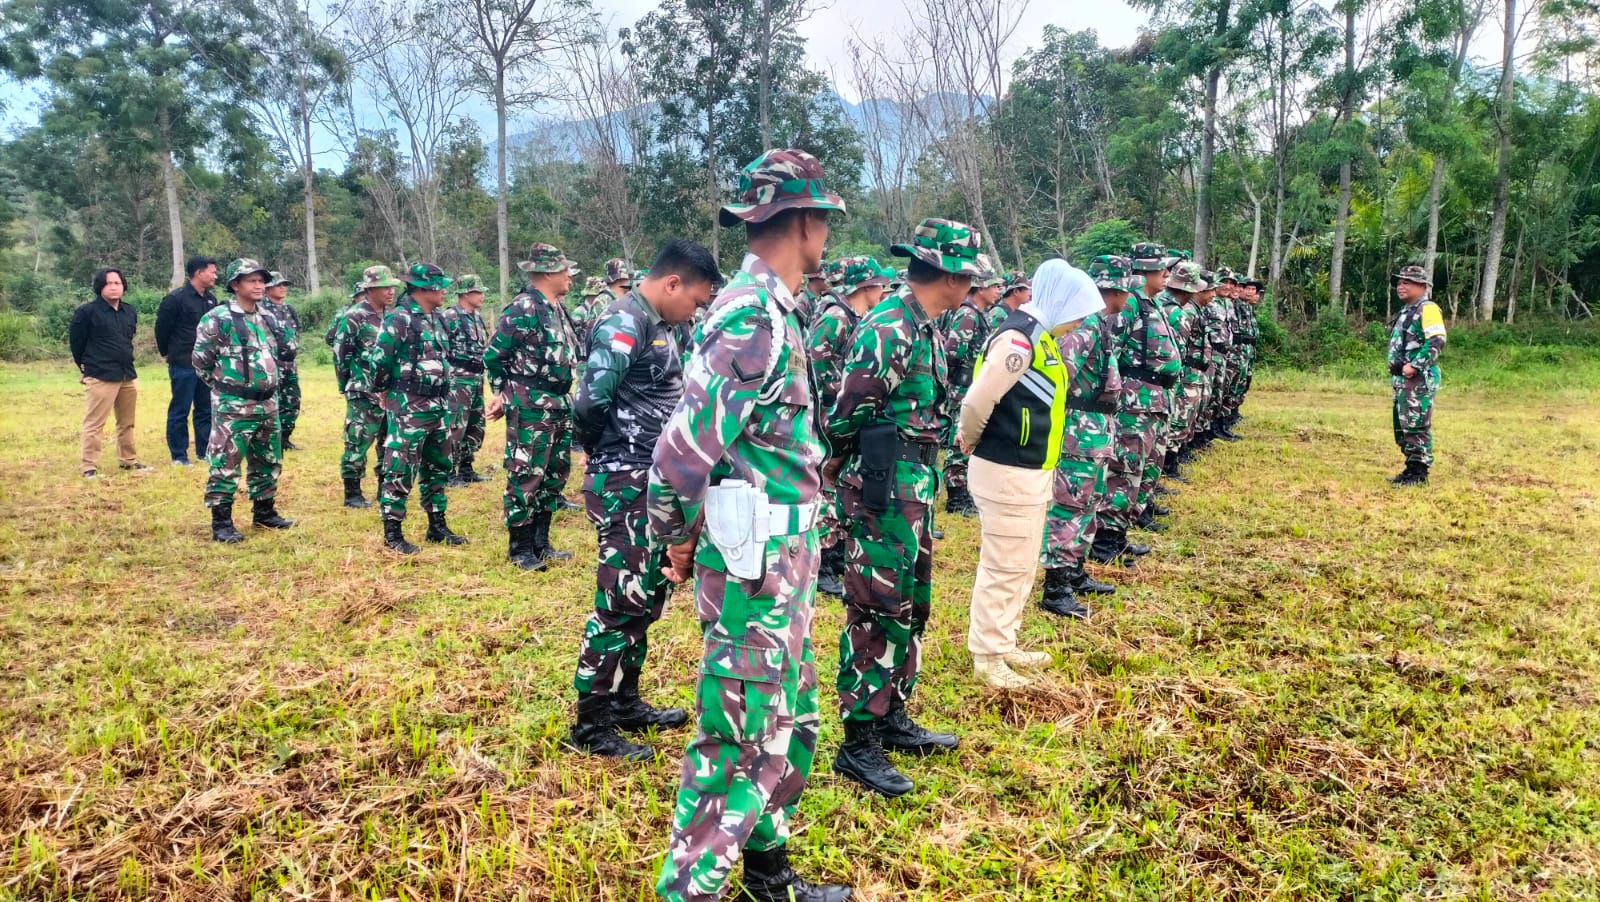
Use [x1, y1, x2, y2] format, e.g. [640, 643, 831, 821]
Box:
[974, 254, 1004, 288]
[1166, 261, 1208, 293]
[1198, 269, 1217, 291]
[1393, 264, 1431, 287]
[1130, 242, 1167, 272]
[1088, 255, 1135, 291]
[350, 284, 366, 300]
[1002, 271, 1031, 295]
[582, 277, 605, 297]
[451, 273, 486, 297]
[840, 255, 893, 294]
[1164, 248, 1194, 269]
[1216, 267, 1240, 284]
[518, 242, 571, 274]
[265, 271, 293, 288]
[358, 264, 404, 291]
[821, 259, 845, 286]
[891, 218, 986, 276]
[633, 269, 649, 285]
[223, 258, 272, 290]
[719, 148, 847, 227]
[604, 259, 632, 284]
[404, 262, 452, 291]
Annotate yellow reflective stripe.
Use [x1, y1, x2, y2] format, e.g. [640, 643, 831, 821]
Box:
[1420, 302, 1446, 338]
[1020, 408, 1030, 447]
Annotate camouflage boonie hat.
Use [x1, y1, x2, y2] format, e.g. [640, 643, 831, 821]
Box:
[974, 254, 1004, 288]
[1088, 255, 1135, 291]
[358, 264, 403, 291]
[1393, 264, 1431, 287]
[451, 273, 485, 297]
[1167, 261, 1208, 293]
[632, 269, 648, 284]
[1198, 269, 1217, 291]
[891, 218, 986, 276]
[223, 258, 272, 290]
[603, 259, 632, 284]
[518, 242, 570, 274]
[582, 277, 604, 297]
[821, 259, 845, 286]
[350, 283, 365, 300]
[840, 255, 892, 294]
[1002, 271, 1031, 295]
[719, 148, 847, 227]
[404, 262, 451, 291]
[265, 271, 293, 288]
[1130, 243, 1167, 272]
[1164, 247, 1193, 269]
[1216, 267, 1240, 284]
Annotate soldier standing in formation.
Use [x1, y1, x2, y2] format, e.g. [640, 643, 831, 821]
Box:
[262, 272, 302, 450]
[806, 255, 892, 600]
[987, 272, 1030, 332]
[334, 266, 401, 508]
[650, 148, 851, 902]
[485, 243, 580, 571]
[940, 261, 1002, 518]
[1387, 265, 1446, 485]
[825, 219, 981, 798]
[363, 263, 466, 554]
[441, 275, 491, 486]
[191, 258, 295, 542]
[566, 239, 720, 761]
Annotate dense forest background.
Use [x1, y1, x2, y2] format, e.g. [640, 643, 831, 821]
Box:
[1, 0, 1599, 363]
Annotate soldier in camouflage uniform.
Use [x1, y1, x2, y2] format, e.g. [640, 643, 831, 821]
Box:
[1207, 271, 1245, 442]
[1193, 269, 1237, 447]
[806, 255, 892, 600]
[939, 260, 1002, 517]
[192, 259, 295, 542]
[1158, 261, 1210, 485]
[334, 267, 402, 508]
[1037, 262, 1120, 617]
[1124, 245, 1182, 525]
[485, 244, 580, 570]
[363, 263, 465, 553]
[825, 222, 981, 798]
[566, 239, 720, 761]
[1221, 279, 1262, 429]
[262, 272, 302, 450]
[441, 275, 491, 486]
[1387, 265, 1447, 485]
[651, 149, 851, 902]
[987, 271, 1030, 332]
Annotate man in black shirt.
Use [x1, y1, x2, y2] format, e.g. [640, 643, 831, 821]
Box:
[155, 256, 220, 465]
[70, 268, 149, 478]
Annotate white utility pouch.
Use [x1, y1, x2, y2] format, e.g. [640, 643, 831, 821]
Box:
[704, 479, 771, 581]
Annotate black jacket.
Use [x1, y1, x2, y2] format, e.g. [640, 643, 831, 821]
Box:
[154, 283, 219, 367]
[573, 290, 684, 472]
[69, 296, 138, 381]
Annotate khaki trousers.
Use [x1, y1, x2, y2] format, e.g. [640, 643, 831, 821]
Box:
[966, 456, 1053, 656]
[82, 377, 139, 472]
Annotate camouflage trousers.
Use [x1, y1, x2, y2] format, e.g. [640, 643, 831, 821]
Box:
[1225, 350, 1255, 416]
[574, 469, 667, 696]
[204, 402, 282, 507]
[340, 393, 388, 480]
[1175, 370, 1209, 443]
[379, 399, 452, 520]
[1136, 414, 1171, 511]
[1202, 360, 1230, 429]
[501, 399, 568, 528]
[552, 417, 575, 496]
[656, 535, 821, 902]
[943, 448, 971, 491]
[1392, 378, 1436, 466]
[1041, 455, 1107, 569]
[1103, 409, 1161, 529]
[817, 483, 843, 549]
[278, 370, 301, 441]
[834, 484, 932, 722]
[447, 375, 486, 464]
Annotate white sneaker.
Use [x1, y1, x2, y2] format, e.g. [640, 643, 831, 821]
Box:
[1002, 649, 1052, 670]
[974, 655, 1033, 690]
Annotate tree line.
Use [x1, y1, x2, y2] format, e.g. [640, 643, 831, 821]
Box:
[0, 0, 1597, 335]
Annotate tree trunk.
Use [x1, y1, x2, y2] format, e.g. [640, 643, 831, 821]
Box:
[1194, 64, 1220, 266]
[300, 78, 320, 294]
[497, 73, 511, 305]
[1424, 153, 1444, 284]
[1478, 0, 1516, 322]
[1327, 3, 1356, 313]
[1505, 225, 1523, 324]
[1247, 194, 1262, 278]
[158, 108, 186, 291]
[758, 0, 772, 151]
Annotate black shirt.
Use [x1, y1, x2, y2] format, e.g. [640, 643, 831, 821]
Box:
[573, 289, 684, 472]
[69, 296, 138, 382]
[154, 282, 219, 367]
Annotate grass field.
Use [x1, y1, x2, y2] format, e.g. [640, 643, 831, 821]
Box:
[2, 360, 1598, 901]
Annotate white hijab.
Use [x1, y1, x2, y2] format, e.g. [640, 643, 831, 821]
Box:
[1021, 258, 1103, 330]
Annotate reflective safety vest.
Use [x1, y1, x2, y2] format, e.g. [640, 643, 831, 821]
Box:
[972, 309, 1069, 470]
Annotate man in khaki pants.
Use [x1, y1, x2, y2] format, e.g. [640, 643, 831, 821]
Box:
[957, 259, 1103, 689]
[70, 268, 149, 478]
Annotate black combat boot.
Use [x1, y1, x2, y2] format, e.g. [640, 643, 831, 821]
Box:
[532, 511, 573, 561]
[343, 478, 371, 509]
[1216, 420, 1242, 441]
[944, 487, 978, 517]
[251, 498, 295, 529]
[460, 456, 489, 483]
[817, 544, 846, 599]
[611, 665, 690, 731]
[879, 697, 958, 756]
[424, 510, 468, 545]
[1388, 462, 1418, 484]
[1394, 462, 1429, 486]
[1163, 450, 1187, 482]
[1090, 526, 1142, 566]
[566, 693, 653, 760]
[556, 494, 583, 512]
[446, 465, 467, 488]
[1134, 507, 1167, 533]
[211, 504, 244, 543]
[832, 719, 913, 797]
[383, 518, 420, 555]
[1067, 563, 1116, 595]
[1149, 502, 1170, 517]
[1177, 444, 1197, 464]
[281, 430, 300, 451]
[1154, 481, 1178, 496]
[1040, 569, 1091, 619]
[738, 844, 854, 902]
[509, 522, 545, 571]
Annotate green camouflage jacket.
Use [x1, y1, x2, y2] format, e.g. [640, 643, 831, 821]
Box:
[1057, 311, 1121, 460]
[333, 299, 389, 396]
[1114, 290, 1181, 414]
[805, 295, 860, 413]
[363, 294, 453, 410]
[1388, 297, 1447, 386]
[440, 304, 489, 384]
[1175, 299, 1211, 382]
[192, 299, 281, 414]
[484, 286, 578, 413]
[826, 288, 949, 504]
[262, 301, 299, 373]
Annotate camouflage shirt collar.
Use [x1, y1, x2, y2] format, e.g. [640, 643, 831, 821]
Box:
[227, 299, 262, 317]
[628, 288, 663, 325]
[740, 253, 799, 316]
[961, 297, 986, 315]
[901, 287, 934, 327]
